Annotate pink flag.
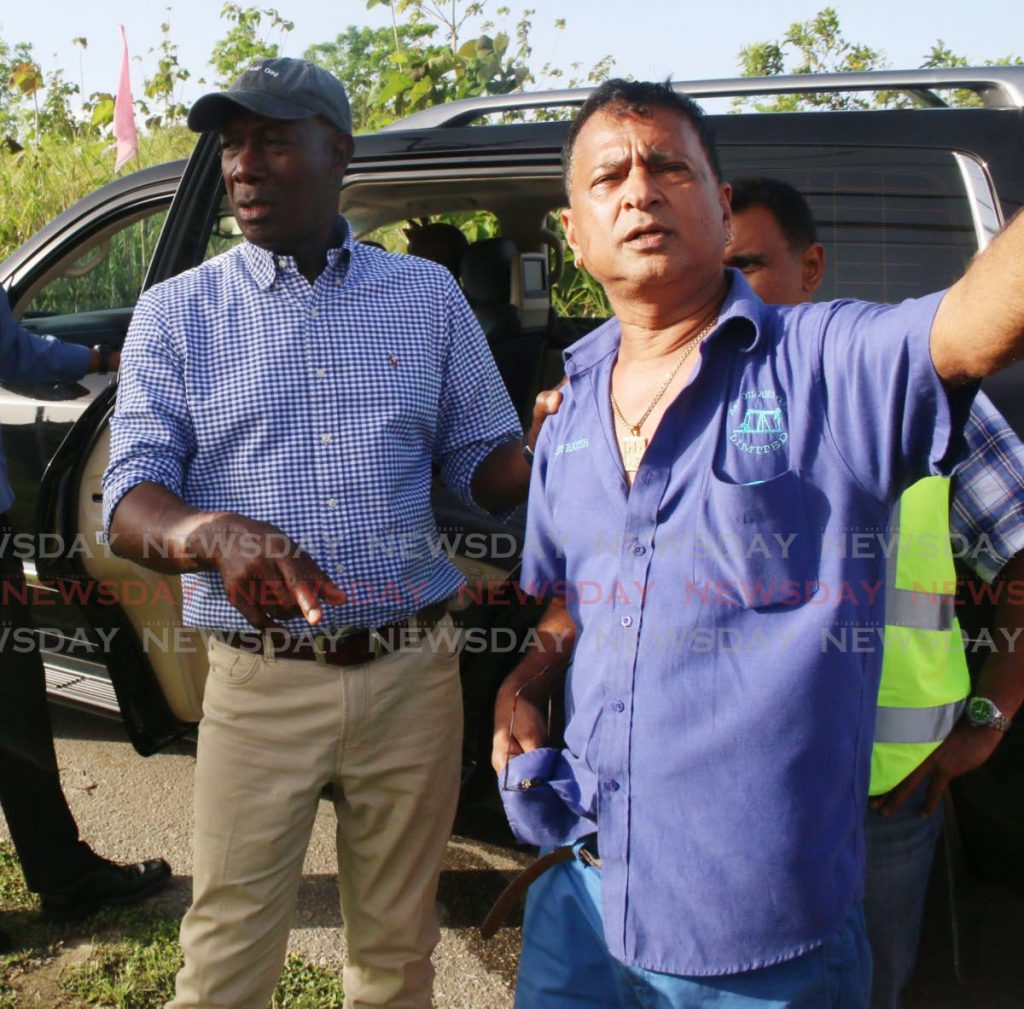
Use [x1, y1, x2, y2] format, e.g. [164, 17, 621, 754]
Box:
[113, 25, 138, 171]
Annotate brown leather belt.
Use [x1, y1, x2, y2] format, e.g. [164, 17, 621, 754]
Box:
[480, 836, 601, 939]
[212, 599, 450, 668]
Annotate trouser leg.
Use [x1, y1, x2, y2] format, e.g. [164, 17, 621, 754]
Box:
[514, 848, 625, 1009]
[170, 641, 339, 1009]
[863, 781, 943, 1009]
[333, 624, 464, 1009]
[0, 520, 96, 893]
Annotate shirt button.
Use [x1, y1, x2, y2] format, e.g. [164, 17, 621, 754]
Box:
[611, 700, 625, 713]
[632, 544, 646, 556]
[276, 256, 287, 268]
[321, 433, 332, 444]
[310, 308, 319, 319]
[327, 498, 338, 508]
[605, 780, 620, 792]
[620, 615, 633, 628]
[316, 368, 326, 378]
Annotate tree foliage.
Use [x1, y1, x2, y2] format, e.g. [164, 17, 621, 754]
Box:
[208, 3, 295, 86]
[736, 6, 1021, 111]
[354, 0, 533, 127]
[304, 23, 444, 132]
[141, 11, 192, 128]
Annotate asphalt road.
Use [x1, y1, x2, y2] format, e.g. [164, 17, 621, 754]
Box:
[3, 704, 1023, 1007]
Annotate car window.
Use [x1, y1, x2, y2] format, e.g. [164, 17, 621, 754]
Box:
[21, 207, 168, 318]
[205, 201, 245, 260]
[719, 144, 992, 303]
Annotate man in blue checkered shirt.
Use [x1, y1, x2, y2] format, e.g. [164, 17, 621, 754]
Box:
[103, 58, 532, 1009]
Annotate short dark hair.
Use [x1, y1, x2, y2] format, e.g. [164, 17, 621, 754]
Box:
[562, 79, 722, 198]
[730, 177, 818, 251]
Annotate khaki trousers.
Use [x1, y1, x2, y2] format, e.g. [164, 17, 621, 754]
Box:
[169, 618, 463, 1009]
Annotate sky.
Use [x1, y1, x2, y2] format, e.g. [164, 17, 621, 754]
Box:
[2, 0, 1022, 112]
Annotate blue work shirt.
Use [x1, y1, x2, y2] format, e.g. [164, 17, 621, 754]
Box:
[0, 289, 91, 513]
[104, 222, 521, 629]
[511, 271, 974, 976]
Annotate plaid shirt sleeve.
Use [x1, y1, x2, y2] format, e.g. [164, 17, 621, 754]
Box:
[431, 278, 522, 512]
[950, 391, 1024, 583]
[102, 286, 196, 537]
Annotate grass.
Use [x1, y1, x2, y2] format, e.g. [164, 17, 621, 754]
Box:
[0, 843, 345, 1008]
[0, 128, 197, 264]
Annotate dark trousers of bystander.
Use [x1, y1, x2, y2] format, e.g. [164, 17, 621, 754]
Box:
[0, 512, 99, 893]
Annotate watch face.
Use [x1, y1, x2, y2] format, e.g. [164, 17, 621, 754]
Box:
[968, 697, 996, 725]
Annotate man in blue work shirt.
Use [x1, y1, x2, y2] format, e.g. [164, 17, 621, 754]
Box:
[0, 292, 170, 937]
[493, 79, 1024, 1008]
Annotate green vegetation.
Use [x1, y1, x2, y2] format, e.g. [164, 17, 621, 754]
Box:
[736, 6, 1021, 111]
[0, 129, 195, 264]
[0, 843, 346, 1008]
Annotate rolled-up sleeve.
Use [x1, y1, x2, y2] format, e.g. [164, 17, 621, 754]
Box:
[102, 288, 195, 536]
[817, 291, 977, 502]
[432, 280, 521, 512]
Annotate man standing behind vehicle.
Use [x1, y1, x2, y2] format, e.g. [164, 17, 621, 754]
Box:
[104, 58, 533, 1009]
[493, 79, 1024, 1008]
[0, 291, 170, 936]
[726, 175, 1024, 1009]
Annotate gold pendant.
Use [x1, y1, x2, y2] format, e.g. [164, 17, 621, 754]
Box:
[621, 434, 648, 473]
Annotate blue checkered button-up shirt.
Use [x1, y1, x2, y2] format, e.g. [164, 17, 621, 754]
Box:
[951, 391, 1024, 581]
[103, 223, 521, 629]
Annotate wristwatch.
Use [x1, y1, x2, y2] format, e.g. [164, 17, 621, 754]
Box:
[521, 438, 535, 467]
[966, 695, 1013, 732]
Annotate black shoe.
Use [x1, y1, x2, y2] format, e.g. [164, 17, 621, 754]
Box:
[39, 858, 172, 919]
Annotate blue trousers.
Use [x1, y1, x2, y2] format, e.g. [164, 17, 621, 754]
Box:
[514, 843, 872, 1009]
[863, 782, 943, 1009]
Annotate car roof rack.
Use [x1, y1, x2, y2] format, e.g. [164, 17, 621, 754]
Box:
[381, 66, 1024, 131]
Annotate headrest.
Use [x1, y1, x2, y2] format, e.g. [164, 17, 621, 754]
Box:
[461, 237, 517, 304]
[405, 222, 468, 278]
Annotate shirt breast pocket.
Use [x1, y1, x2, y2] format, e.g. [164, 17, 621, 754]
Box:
[695, 469, 822, 609]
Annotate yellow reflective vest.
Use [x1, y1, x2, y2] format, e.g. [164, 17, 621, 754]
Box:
[871, 476, 971, 796]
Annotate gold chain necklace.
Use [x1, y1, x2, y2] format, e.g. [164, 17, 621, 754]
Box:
[611, 314, 718, 473]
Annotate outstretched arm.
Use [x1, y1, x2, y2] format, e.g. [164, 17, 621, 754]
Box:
[931, 209, 1024, 385]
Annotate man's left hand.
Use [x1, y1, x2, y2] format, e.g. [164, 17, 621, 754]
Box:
[872, 719, 1004, 818]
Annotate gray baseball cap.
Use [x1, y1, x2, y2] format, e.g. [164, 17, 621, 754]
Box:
[188, 57, 352, 135]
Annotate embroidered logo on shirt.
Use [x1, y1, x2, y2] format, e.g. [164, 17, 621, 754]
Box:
[728, 389, 788, 455]
[387, 353, 399, 369]
[554, 437, 590, 457]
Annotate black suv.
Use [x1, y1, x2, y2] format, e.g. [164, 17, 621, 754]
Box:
[3, 67, 1024, 850]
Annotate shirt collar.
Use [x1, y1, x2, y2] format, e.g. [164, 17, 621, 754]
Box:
[562, 269, 770, 377]
[240, 217, 354, 291]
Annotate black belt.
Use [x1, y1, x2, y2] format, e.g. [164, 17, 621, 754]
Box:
[212, 599, 449, 668]
[480, 835, 600, 939]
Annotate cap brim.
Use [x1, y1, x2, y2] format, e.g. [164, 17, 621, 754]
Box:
[187, 91, 318, 133]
